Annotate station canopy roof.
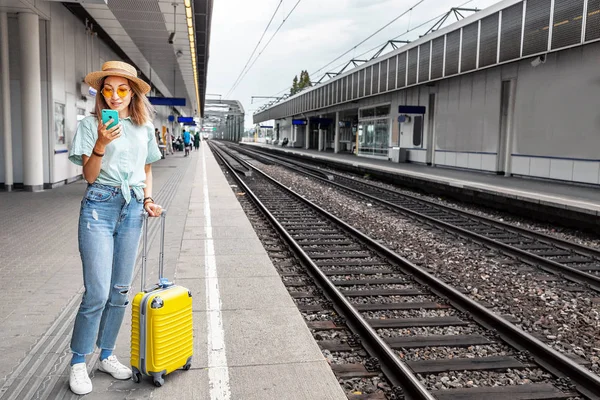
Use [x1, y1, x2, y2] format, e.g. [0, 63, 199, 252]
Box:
[0, 0, 212, 117]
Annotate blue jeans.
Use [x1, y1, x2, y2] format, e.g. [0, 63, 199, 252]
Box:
[70, 183, 144, 355]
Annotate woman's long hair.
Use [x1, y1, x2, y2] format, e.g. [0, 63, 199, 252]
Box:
[94, 77, 154, 126]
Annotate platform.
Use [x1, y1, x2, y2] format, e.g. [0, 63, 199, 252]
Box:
[0, 142, 345, 399]
[241, 143, 600, 228]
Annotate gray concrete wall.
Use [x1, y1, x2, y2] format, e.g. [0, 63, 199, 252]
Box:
[512, 43, 600, 160]
[436, 69, 501, 154]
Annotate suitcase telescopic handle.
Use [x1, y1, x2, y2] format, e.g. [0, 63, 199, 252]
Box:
[142, 210, 167, 292]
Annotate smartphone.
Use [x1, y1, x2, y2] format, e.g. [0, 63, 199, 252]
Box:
[101, 109, 119, 130]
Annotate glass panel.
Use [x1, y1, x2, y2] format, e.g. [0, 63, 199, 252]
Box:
[54, 103, 65, 145]
[360, 108, 375, 118]
[357, 119, 389, 157]
[413, 115, 423, 147]
[375, 105, 390, 117]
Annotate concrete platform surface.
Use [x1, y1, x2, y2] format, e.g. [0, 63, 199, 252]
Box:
[0, 142, 345, 400]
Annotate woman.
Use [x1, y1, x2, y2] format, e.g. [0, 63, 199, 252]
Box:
[67, 61, 163, 395]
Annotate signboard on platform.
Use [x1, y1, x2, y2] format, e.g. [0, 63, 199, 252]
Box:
[178, 116, 194, 123]
[398, 105, 426, 114]
[292, 119, 307, 125]
[148, 97, 186, 106]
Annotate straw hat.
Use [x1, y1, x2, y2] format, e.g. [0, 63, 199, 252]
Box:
[85, 61, 151, 94]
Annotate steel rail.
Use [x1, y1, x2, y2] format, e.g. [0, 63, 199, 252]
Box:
[234, 146, 600, 292]
[210, 142, 435, 400]
[242, 145, 600, 260]
[213, 142, 600, 399]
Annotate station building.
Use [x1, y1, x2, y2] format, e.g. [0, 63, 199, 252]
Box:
[253, 0, 600, 186]
[0, 0, 211, 191]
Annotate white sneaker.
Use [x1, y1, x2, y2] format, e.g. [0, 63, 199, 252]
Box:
[69, 363, 92, 395]
[98, 355, 132, 380]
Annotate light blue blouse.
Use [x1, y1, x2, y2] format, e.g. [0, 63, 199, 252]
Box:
[69, 115, 162, 203]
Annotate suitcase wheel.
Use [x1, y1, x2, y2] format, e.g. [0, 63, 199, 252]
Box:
[153, 376, 164, 387]
[132, 367, 141, 384]
[183, 356, 192, 371]
[132, 372, 141, 383]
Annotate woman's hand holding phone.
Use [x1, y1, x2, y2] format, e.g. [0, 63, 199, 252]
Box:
[96, 118, 122, 150]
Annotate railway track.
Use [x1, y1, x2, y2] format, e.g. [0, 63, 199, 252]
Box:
[210, 142, 600, 400]
[230, 144, 600, 293]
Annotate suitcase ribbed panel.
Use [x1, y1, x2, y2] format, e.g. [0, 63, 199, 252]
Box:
[146, 287, 193, 375]
[150, 305, 193, 369]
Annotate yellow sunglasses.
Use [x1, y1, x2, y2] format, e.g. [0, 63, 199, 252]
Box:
[102, 86, 131, 99]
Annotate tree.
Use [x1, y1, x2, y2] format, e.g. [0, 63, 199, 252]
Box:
[290, 70, 311, 95]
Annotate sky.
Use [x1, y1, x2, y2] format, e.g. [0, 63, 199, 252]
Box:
[206, 0, 502, 129]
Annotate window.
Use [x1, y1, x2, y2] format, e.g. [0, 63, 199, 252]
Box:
[375, 105, 390, 117]
[413, 115, 423, 147]
[76, 108, 86, 122]
[54, 103, 65, 145]
[360, 108, 375, 118]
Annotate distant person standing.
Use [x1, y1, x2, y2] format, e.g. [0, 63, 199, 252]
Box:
[165, 128, 173, 155]
[194, 131, 200, 151]
[183, 129, 191, 157]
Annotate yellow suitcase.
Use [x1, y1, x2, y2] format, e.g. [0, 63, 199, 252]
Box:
[131, 212, 193, 387]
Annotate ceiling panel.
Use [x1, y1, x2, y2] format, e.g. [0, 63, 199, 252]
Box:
[79, 0, 211, 115]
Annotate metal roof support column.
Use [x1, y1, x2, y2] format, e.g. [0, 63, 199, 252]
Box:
[0, 12, 13, 191]
[318, 116, 323, 152]
[334, 111, 340, 154]
[305, 118, 310, 149]
[18, 12, 44, 191]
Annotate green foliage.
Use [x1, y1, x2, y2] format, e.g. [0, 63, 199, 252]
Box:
[290, 70, 311, 95]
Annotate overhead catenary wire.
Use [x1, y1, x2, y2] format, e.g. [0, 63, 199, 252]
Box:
[227, 0, 303, 97]
[311, 0, 425, 78]
[226, 0, 284, 97]
[254, 0, 475, 111]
